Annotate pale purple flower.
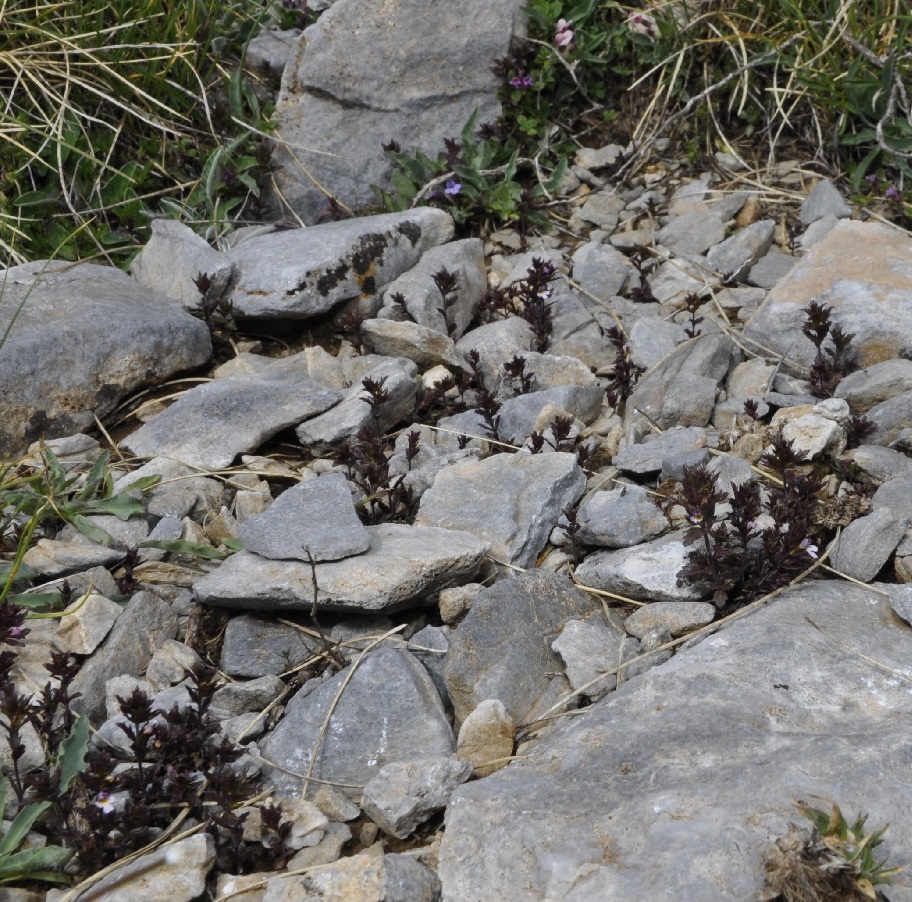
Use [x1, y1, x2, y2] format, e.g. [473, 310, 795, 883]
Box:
[555, 18, 574, 48]
[510, 70, 534, 89]
[689, 512, 704, 525]
[94, 792, 115, 814]
[800, 538, 818, 559]
[444, 179, 462, 196]
[885, 185, 901, 203]
[865, 173, 879, 185]
[627, 11, 658, 39]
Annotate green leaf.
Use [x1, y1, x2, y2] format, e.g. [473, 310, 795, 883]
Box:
[0, 845, 74, 884]
[11, 592, 62, 610]
[75, 451, 110, 501]
[0, 562, 37, 586]
[391, 169, 418, 201]
[543, 156, 569, 194]
[121, 474, 162, 494]
[83, 494, 145, 521]
[0, 802, 51, 856]
[460, 108, 481, 145]
[139, 539, 232, 560]
[68, 513, 115, 546]
[58, 716, 89, 792]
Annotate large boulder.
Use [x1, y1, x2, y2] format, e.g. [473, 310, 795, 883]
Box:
[264, 0, 526, 222]
[744, 219, 912, 368]
[439, 582, 912, 900]
[0, 261, 211, 456]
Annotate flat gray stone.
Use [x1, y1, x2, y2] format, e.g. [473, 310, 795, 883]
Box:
[624, 332, 736, 432]
[295, 358, 418, 450]
[628, 316, 686, 371]
[624, 601, 716, 639]
[866, 389, 912, 447]
[122, 373, 340, 469]
[220, 614, 320, 678]
[552, 617, 638, 700]
[497, 386, 603, 445]
[444, 570, 598, 725]
[571, 242, 633, 297]
[575, 531, 707, 603]
[744, 220, 912, 369]
[439, 582, 912, 900]
[194, 523, 489, 613]
[574, 484, 669, 548]
[379, 238, 486, 340]
[85, 834, 214, 902]
[237, 474, 369, 562]
[799, 178, 852, 224]
[360, 755, 472, 839]
[657, 210, 726, 256]
[114, 458, 225, 522]
[706, 219, 776, 282]
[130, 218, 234, 310]
[71, 591, 179, 725]
[836, 359, 912, 413]
[226, 209, 454, 317]
[845, 444, 912, 482]
[0, 261, 211, 456]
[361, 318, 463, 368]
[830, 507, 909, 582]
[455, 317, 535, 387]
[265, 0, 523, 221]
[746, 247, 796, 289]
[614, 427, 712, 475]
[415, 451, 586, 569]
[260, 647, 454, 799]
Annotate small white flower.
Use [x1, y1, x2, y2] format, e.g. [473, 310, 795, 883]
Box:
[627, 11, 659, 39]
[800, 538, 819, 560]
[555, 18, 574, 48]
[93, 792, 115, 814]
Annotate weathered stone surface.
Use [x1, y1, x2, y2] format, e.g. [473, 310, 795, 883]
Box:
[552, 617, 638, 700]
[83, 834, 214, 902]
[265, 0, 524, 222]
[194, 524, 489, 613]
[0, 260, 211, 456]
[799, 178, 852, 224]
[295, 359, 418, 449]
[22, 535, 123, 578]
[845, 444, 912, 482]
[261, 647, 454, 799]
[746, 247, 796, 289]
[657, 210, 726, 256]
[624, 332, 736, 431]
[415, 451, 585, 569]
[360, 755, 472, 839]
[575, 531, 707, 603]
[744, 220, 912, 368]
[220, 614, 320, 678]
[226, 210, 454, 318]
[456, 699, 515, 777]
[624, 601, 716, 639]
[237, 474, 369, 562]
[122, 373, 340, 469]
[571, 241, 633, 297]
[830, 507, 909, 582]
[130, 218, 234, 309]
[71, 591, 179, 725]
[379, 238, 486, 339]
[114, 458, 225, 521]
[614, 427, 711, 475]
[865, 389, 912, 447]
[53, 593, 123, 656]
[573, 484, 669, 548]
[361, 318, 463, 369]
[444, 570, 598, 725]
[835, 359, 912, 413]
[627, 316, 686, 370]
[455, 317, 535, 386]
[706, 219, 776, 282]
[439, 582, 912, 901]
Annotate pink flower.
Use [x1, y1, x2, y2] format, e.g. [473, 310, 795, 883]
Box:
[555, 18, 574, 49]
[627, 11, 658, 39]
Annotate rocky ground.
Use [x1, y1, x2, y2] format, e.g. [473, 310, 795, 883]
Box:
[4, 2, 912, 901]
